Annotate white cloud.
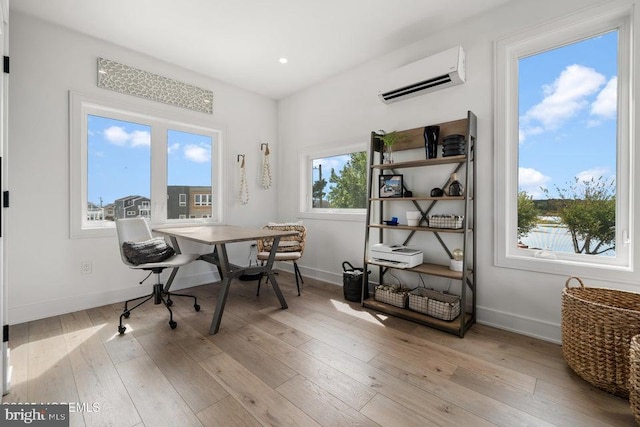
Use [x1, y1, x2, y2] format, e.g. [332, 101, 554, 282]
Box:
[576, 167, 612, 183]
[184, 144, 210, 163]
[103, 126, 129, 145]
[519, 167, 551, 198]
[590, 76, 617, 119]
[103, 126, 150, 148]
[520, 64, 605, 139]
[168, 143, 180, 154]
[130, 130, 151, 147]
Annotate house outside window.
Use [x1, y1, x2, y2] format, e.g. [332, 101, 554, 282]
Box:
[494, 4, 633, 276]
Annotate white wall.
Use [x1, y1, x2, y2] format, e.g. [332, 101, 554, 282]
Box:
[7, 12, 279, 323]
[277, 0, 640, 343]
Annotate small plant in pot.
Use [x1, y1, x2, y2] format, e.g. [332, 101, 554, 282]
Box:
[377, 130, 403, 164]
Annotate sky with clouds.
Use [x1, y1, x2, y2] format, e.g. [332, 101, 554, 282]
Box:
[518, 30, 618, 199]
[88, 116, 211, 205]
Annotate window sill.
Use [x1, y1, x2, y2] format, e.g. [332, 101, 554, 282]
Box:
[496, 250, 636, 286]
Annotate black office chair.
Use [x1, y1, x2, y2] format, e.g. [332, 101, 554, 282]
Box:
[116, 218, 200, 334]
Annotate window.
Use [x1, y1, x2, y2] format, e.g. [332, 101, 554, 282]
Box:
[495, 4, 632, 275]
[299, 142, 367, 220]
[70, 93, 224, 237]
[194, 194, 212, 206]
[168, 130, 212, 219]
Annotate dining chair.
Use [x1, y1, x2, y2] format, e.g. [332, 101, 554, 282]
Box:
[256, 222, 306, 296]
[116, 218, 200, 334]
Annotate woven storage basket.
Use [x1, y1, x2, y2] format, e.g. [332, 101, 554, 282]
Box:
[562, 276, 640, 398]
[629, 335, 640, 423]
[427, 215, 463, 229]
[375, 286, 408, 308]
[408, 288, 461, 321]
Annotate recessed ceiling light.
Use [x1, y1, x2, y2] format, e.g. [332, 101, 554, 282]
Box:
[279, 57, 288, 64]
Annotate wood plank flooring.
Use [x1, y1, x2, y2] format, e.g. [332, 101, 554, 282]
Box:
[2, 271, 635, 426]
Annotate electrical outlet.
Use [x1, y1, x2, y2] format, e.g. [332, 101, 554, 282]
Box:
[81, 261, 92, 275]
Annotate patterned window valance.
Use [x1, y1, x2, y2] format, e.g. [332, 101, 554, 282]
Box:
[97, 58, 213, 114]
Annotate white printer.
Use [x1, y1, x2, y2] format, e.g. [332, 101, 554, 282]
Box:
[369, 244, 423, 268]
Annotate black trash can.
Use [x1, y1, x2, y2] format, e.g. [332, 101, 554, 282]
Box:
[342, 261, 368, 302]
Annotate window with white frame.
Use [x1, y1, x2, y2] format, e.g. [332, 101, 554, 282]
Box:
[299, 143, 368, 217]
[179, 194, 186, 206]
[194, 194, 212, 206]
[70, 92, 223, 238]
[495, 4, 633, 275]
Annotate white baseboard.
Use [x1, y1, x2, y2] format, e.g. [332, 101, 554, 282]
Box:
[476, 306, 561, 344]
[9, 264, 563, 344]
[8, 272, 216, 325]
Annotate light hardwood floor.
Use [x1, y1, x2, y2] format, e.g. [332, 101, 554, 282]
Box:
[2, 272, 635, 426]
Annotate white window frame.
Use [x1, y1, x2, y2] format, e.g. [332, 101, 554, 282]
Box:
[494, 3, 635, 280]
[179, 194, 186, 206]
[298, 141, 367, 222]
[70, 92, 225, 238]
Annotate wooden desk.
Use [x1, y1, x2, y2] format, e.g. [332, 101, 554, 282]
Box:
[154, 225, 296, 334]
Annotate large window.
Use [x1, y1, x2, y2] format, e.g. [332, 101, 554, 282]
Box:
[299, 143, 368, 218]
[495, 4, 633, 274]
[71, 93, 223, 237]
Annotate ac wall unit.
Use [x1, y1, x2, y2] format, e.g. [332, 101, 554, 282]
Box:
[378, 46, 466, 104]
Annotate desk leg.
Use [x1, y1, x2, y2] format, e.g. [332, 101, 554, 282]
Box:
[209, 243, 232, 335]
[163, 267, 180, 293]
[163, 236, 182, 293]
[264, 237, 288, 310]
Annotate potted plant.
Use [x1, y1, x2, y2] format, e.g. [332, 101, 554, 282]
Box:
[377, 130, 402, 164]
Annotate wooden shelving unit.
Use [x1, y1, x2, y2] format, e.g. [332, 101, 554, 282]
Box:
[362, 111, 477, 337]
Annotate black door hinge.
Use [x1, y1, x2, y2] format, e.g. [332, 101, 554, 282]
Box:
[3, 56, 8, 74]
[2, 191, 7, 208]
[2, 325, 8, 342]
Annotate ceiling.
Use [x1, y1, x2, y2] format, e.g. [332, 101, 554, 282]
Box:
[11, 0, 513, 100]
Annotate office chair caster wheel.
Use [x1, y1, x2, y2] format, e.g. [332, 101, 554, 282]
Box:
[118, 325, 126, 334]
[166, 299, 173, 307]
[169, 320, 177, 329]
[123, 310, 130, 319]
[194, 304, 201, 312]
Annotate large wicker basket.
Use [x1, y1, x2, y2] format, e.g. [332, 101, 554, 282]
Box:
[629, 335, 640, 423]
[562, 276, 640, 398]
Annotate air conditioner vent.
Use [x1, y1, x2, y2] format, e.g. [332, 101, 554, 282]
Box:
[381, 74, 452, 101]
[378, 46, 465, 104]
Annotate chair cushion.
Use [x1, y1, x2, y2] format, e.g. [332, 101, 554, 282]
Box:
[257, 251, 302, 261]
[122, 237, 175, 265]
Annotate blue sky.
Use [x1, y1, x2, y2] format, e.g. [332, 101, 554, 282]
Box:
[87, 115, 212, 206]
[518, 30, 618, 199]
[312, 153, 351, 193]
